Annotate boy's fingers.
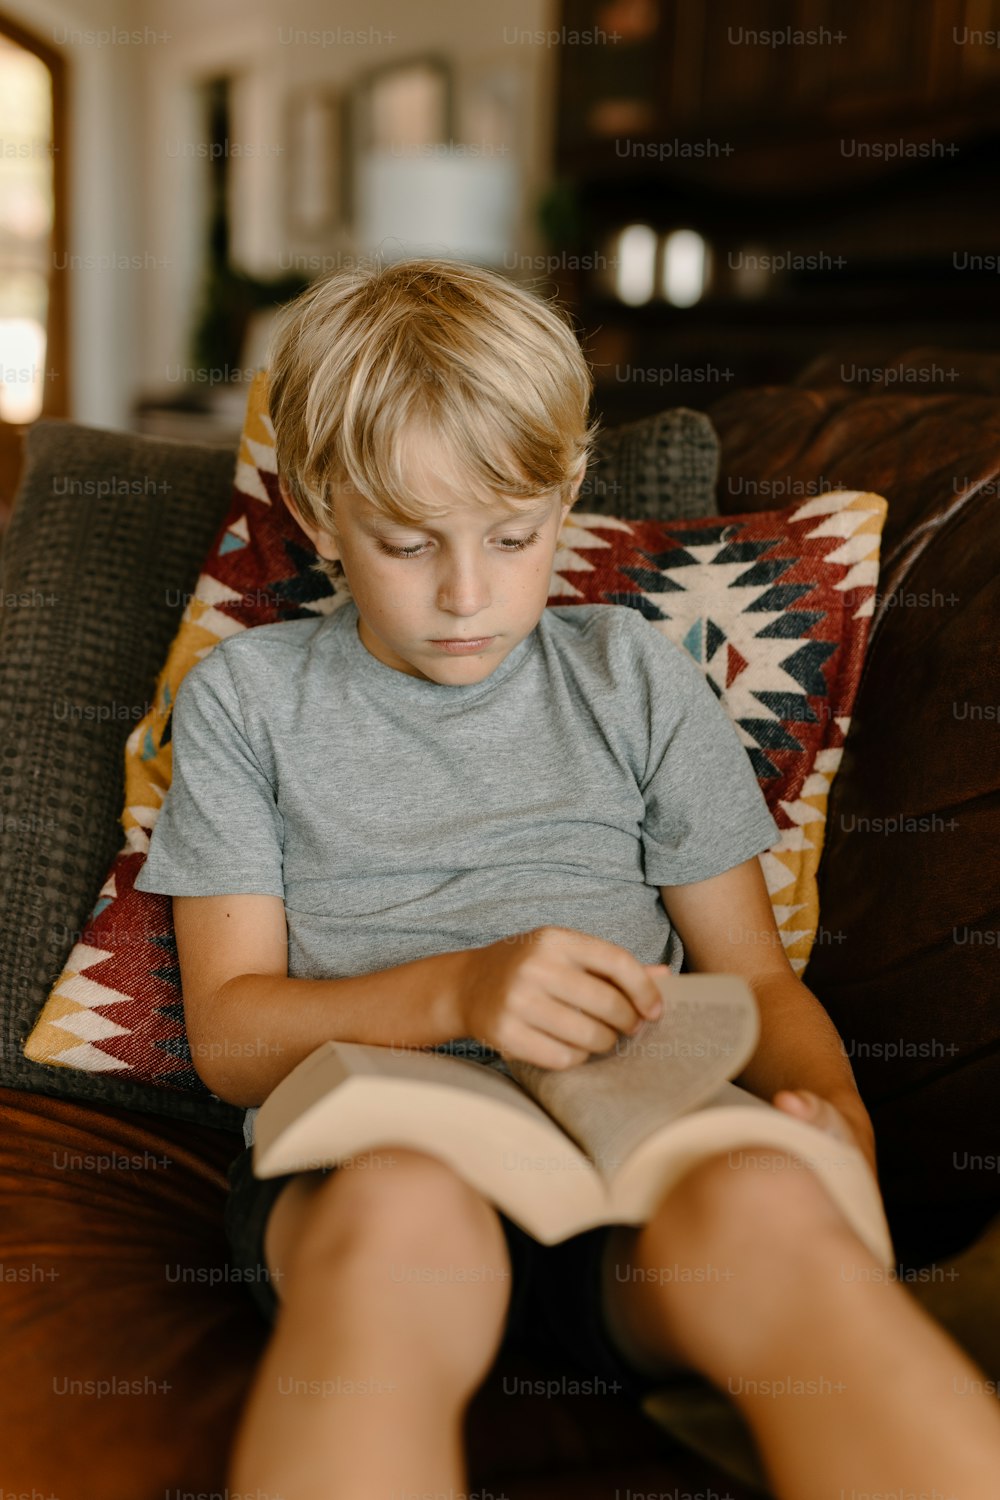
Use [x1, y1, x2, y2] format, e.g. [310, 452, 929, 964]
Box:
[644, 966, 669, 1014]
[553, 929, 667, 1019]
[772, 1089, 813, 1115]
[773, 1092, 857, 1149]
[596, 950, 663, 1019]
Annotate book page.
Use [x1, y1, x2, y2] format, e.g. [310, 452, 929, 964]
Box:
[505, 975, 759, 1182]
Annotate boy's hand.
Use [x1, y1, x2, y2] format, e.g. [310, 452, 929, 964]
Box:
[772, 1088, 879, 1179]
[455, 926, 670, 1070]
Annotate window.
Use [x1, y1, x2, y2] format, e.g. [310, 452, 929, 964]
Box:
[0, 16, 66, 427]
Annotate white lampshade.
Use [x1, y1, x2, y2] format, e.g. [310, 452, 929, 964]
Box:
[357, 146, 519, 266]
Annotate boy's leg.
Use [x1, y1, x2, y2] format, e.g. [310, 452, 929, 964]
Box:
[225, 1145, 517, 1500]
[601, 1147, 1000, 1500]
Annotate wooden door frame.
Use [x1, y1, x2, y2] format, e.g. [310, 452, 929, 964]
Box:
[0, 9, 69, 523]
[1, 7, 69, 419]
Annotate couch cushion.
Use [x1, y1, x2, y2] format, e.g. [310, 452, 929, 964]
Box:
[0, 420, 244, 1130]
[2, 1076, 996, 1497]
[580, 406, 720, 518]
[0, 1083, 759, 1500]
[21, 374, 885, 1114]
[708, 379, 1000, 1265]
[0, 392, 723, 1125]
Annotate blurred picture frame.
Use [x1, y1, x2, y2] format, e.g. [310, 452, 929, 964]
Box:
[354, 54, 452, 152]
[345, 54, 452, 225]
[459, 55, 523, 158]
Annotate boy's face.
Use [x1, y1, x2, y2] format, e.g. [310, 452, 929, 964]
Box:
[282, 424, 582, 685]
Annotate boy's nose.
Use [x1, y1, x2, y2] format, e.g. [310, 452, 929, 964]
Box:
[436, 559, 492, 615]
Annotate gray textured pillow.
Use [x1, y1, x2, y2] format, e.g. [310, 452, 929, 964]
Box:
[0, 420, 244, 1131]
[0, 405, 720, 1130]
[581, 407, 719, 518]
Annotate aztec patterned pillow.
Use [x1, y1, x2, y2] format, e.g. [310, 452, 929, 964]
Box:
[22, 372, 887, 1098]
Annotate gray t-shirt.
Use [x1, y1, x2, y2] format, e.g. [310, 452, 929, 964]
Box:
[136, 598, 779, 1148]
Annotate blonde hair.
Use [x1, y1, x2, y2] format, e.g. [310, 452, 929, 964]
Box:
[266, 256, 599, 587]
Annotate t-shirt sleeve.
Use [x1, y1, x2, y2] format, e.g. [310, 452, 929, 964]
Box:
[134, 647, 285, 897]
[633, 619, 780, 886]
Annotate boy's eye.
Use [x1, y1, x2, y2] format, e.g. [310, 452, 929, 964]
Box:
[376, 530, 542, 560]
[377, 541, 428, 558]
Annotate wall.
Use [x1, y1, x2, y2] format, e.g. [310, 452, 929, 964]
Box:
[136, 0, 560, 403]
[5, 0, 558, 427]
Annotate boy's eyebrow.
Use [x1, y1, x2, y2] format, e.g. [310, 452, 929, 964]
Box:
[359, 500, 555, 535]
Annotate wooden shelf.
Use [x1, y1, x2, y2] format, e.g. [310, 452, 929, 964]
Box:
[552, 0, 1000, 419]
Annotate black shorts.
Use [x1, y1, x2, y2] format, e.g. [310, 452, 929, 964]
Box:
[224, 1146, 665, 1403]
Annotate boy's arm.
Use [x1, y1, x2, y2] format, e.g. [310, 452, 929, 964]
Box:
[175, 894, 470, 1107]
[658, 857, 878, 1176]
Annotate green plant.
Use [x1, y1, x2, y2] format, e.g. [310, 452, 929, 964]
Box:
[190, 265, 310, 374]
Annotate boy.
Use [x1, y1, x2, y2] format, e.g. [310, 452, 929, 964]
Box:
[137, 259, 1000, 1500]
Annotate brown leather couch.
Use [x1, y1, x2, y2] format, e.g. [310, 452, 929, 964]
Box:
[0, 349, 996, 1498]
[711, 348, 1000, 1268]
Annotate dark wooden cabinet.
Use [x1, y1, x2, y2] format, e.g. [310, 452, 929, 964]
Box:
[549, 0, 1000, 423]
[558, 0, 1000, 157]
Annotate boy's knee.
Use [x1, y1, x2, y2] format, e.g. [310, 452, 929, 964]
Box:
[290, 1146, 507, 1273]
[281, 1147, 514, 1386]
[648, 1145, 854, 1261]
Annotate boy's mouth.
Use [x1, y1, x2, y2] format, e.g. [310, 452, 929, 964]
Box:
[429, 636, 496, 653]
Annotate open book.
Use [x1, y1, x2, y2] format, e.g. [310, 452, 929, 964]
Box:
[252, 973, 895, 1267]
